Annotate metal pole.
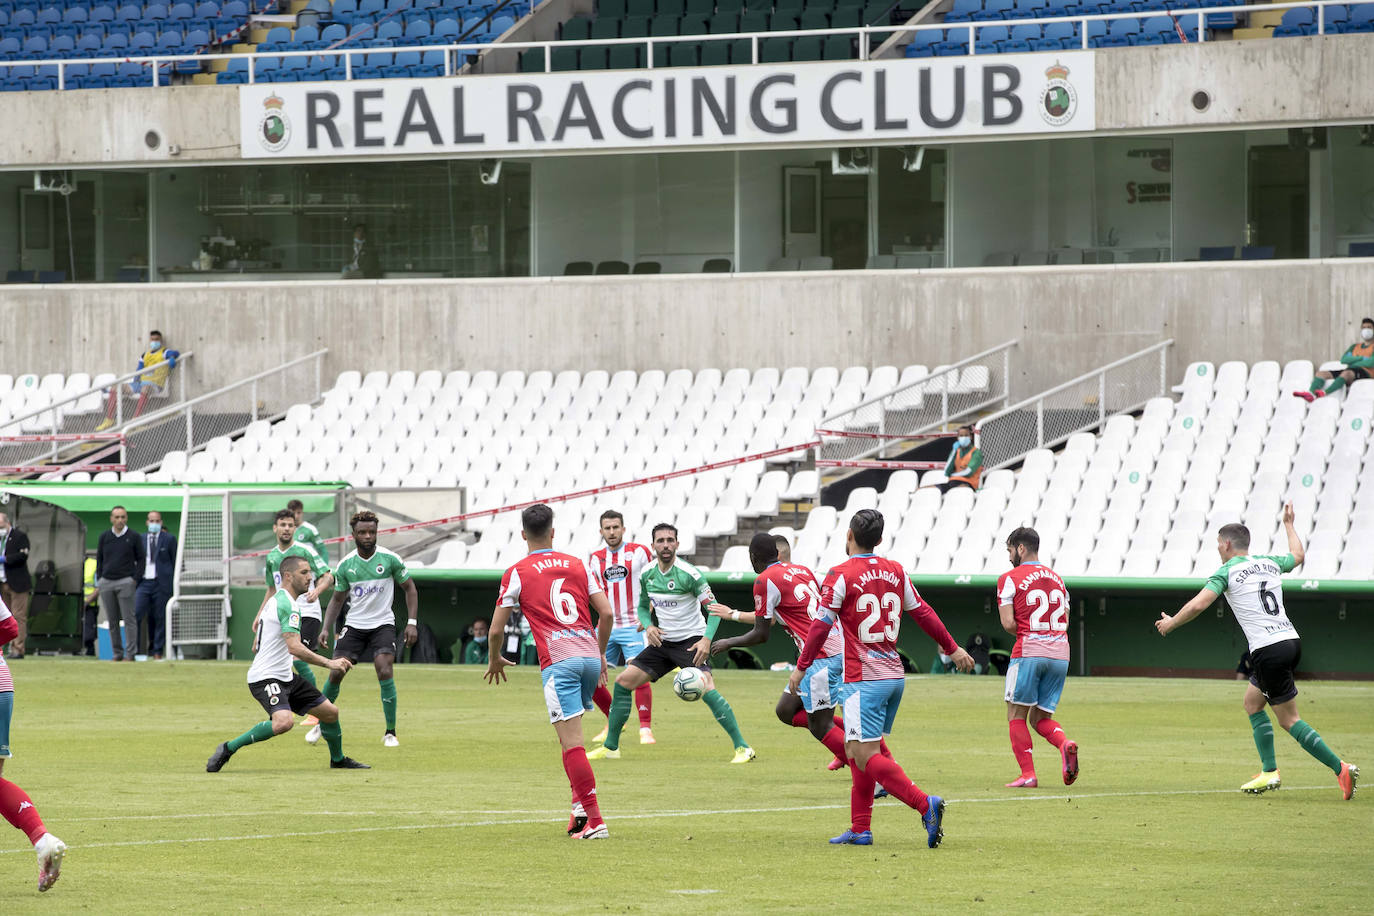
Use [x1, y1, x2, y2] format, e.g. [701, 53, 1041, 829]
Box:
[251, 380, 258, 422]
[315, 352, 322, 400]
[1002, 346, 1011, 407]
[1159, 344, 1168, 396]
[185, 405, 193, 452]
[1036, 399, 1044, 447]
[1098, 370, 1106, 427]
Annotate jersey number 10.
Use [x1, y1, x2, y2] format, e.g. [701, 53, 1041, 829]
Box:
[1027, 588, 1068, 632]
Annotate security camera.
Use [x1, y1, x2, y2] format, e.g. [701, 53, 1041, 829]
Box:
[479, 159, 503, 185]
[901, 146, 926, 172]
[830, 148, 872, 176]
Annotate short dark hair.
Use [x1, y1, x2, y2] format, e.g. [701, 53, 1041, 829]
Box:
[1363, 317, 1374, 326]
[286, 499, 304, 512]
[599, 509, 624, 524]
[849, 509, 884, 551]
[522, 504, 554, 538]
[274, 509, 295, 524]
[958, 424, 973, 434]
[279, 554, 308, 574]
[749, 532, 779, 565]
[772, 534, 790, 551]
[1218, 523, 1250, 550]
[149, 330, 162, 337]
[350, 510, 379, 529]
[1007, 527, 1040, 554]
[651, 523, 678, 540]
[354, 223, 367, 232]
[112, 504, 126, 513]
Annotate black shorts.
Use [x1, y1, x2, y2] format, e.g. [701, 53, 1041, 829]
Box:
[299, 616, 323, 650]
[334, 623, 397, 663]
[1248, 639, 1301, 705]
[1349, 367, 1371, 381]
[250, 676, 325, 717]
[630, 636, 711, 682]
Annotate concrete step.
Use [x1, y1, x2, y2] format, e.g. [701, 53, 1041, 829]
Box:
[192, 72, 218, 84]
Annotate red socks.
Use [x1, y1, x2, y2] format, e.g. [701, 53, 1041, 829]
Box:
[878, 738, 893, 759]
[864, 754, 930, 815]
[561, 747, 602, 824]
[0, 779, 46, 845]
[1034, 718, 1068, 749]
[849, 758, 875, 832]
[819, 726, 847, 761]
[592, 685, 612, 718]
[790, 709, 810, 729]
[1010, 719, 1036, 777]
[635, 684, 653, 728]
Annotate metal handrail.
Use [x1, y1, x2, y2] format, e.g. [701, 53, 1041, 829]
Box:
[0, 0, 1353, 87]
[4, 351, 194, 430]
[977, 338, 1173, 468]
[819, 339, 1019, 427]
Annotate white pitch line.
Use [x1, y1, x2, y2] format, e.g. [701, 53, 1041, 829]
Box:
[0, 785, 1336, 855]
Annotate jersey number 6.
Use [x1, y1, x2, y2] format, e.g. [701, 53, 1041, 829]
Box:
[550, 578, 580, 624]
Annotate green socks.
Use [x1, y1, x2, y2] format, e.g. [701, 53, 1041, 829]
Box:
[1309, 376, 1324, 393]
[703, 689, 748, 749]
[227, 720, 275, 753]
[323, 677, 341, 703]
[293, 659, 318, 688]
[603, 684, 633, 751]
[379, 678, 397, 732]
[1249, 711, 1277, 772]
[321, 720, 344, 763]
[1289, 719, 1342, 774]
[1325, 376, 1348, 395]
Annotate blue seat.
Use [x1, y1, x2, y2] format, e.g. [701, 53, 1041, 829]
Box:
[404, 19, 430, 41]
[934, 32, 969, 54]
[168, 2, 194, 20]
[1199, 246, 1235, 261]
[376, 18, 402, 39]
[48, 33, 75, 54]
[115, 4, 141, 21]
[64, 6, 88, 24]
[906, 29, 941, 55]
[1349, 241, 1374, 257]
[972, 0, 1013, 19]
[319, 22, 347, 43]
[488, 14, 513, 33]
[1108, 18, 1140, 43]
[35, 6, 58, 25]
[1086, 19, 1109, 45]
[117, 60, 146, 77]
[90, 60, 117, 78]
[260, 24, 291, 47]
[21, 34, 45, 55]
[945, 0, 980, 20]
[195, 1, 221, 18]
[1012, 0, 1045, 15]
[129, 29, 155, 49]
[1241, 245, 1275, 260]
[222, 0, 248, 16]
[1139, 15, 1173, 41]
[1033, 19, 1077, 47]
[146, 4, 171, 20]
[157, 31, 185, 52]
[75, 33, 102, 53]
[1345, 5, 1374, 32]
[103, 30, 129, 50]
[90, 5, 116, 23]
[432, 16, 460, 39]
[5, 270, 37, 282]
[974, 23, 1007, 52]
[352, 64, 382, 78]
[330, 0, 358, 21]
[9, 9, 34, 27]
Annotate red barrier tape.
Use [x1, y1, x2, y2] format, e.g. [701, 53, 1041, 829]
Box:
[816, 459, 944, 470]
[229, 440, 822, 561]
[815, 428, 957, 441]
[0, 433, 125, 443]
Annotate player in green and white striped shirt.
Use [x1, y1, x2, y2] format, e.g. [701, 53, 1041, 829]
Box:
[587, 522, 754, 764]
[320, 511, 419, 749]
[1156, 502, 1358, 800]
[287, 499, 325, 558]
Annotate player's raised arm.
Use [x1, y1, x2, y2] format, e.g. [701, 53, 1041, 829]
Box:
[711, 579, 772, 656]
[1155, 586, 1221, 636]
[903, 580, 971, 670]
[1282, 502, 1305, 568]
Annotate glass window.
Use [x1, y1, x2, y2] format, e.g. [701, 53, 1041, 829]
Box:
[876, 146, 946, 268]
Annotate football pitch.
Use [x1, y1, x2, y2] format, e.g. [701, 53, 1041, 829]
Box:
[1, 660, 1369, 914]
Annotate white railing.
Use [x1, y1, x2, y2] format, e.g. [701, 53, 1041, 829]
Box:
[121, 348, 327, 471]
[977, 339, 1173, 470]
[0, 0, 1357, 88]
[817, 339, 1019, 465]
[0, 352, 193, 467]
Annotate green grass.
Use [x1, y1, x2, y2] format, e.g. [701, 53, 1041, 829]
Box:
[0, 660, 1370, 914]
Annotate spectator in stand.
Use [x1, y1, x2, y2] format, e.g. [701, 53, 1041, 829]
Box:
[463, 618, 490, 665]
[1294, 317, 1374, 401]
[95, 330, 182, 431]
[96, 506, 145, 662]
[135, 511, 177, 660]
[0, 513, 31, 661]
[936, 425, 982, 493]
[342, 224, 381, 280]
[82, 556, 99, 657]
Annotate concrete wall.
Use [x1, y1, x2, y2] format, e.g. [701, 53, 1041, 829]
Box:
[3, 37, 1373, 169]
[3, 260, 1370, 397]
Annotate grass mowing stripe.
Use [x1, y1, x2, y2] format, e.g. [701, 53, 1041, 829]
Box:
[0, 785, 1335, 855]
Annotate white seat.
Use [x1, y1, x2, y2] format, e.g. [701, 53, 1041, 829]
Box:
[718, 545, 753, 572]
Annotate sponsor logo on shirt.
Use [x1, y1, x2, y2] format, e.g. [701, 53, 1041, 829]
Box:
[604, 564, 628, 583]
[375, 564, 385, 575]
[352, 583, 388, 600]
[289, 613, 301, 629]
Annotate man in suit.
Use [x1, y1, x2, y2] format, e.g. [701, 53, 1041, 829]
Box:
[0, 513, 31, 660]
[342, 224, 381, 279]
[134, 511, 177, 660]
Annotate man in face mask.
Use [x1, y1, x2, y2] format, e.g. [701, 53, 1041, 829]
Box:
[96, 330, 181, 432]
[134, 511, 178, 660]
[936, 425, 983, 494]
[463, 618, 490, 664]
[0, 513, 31, 661]
[1294, 317, 1374, 402]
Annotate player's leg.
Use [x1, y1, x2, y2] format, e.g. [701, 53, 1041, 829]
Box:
[697, 666, 752, 761]
[324, 623, 361, 704]
[619, 631, 655, 741]
[306, 695, 368, 769]
[1272, 695, 1356, 799]
[1003, 659, 1038, 786]
[1027, 660, 1076, 785]
[1005, 702, 1037, 787]
[208, 691, 294, 773]
[0, 751, 66, 893]
[292, 618, 322, 691]
[803, 657, 849, 762]
[372, 627, 399, 745]
[552, 657, 608, 838]
[832, 687, 877, 844]
[1323, 368, 1355, 395]
[1240, 681, 1281, 793]
[589, 659, 654, 757]
[1256, 640, 1354, 797]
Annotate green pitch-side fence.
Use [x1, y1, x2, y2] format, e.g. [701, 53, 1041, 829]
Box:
[225, 571, 1374, 679]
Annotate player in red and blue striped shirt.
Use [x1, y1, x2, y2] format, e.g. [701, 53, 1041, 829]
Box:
[487, 504, 615, 839]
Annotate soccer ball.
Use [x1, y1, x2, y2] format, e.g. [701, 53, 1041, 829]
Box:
[672, 667, 708, 702]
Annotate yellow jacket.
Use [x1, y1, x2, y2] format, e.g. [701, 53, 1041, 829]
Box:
[137, 346, 172, 388]
[84, 557, 97, 605]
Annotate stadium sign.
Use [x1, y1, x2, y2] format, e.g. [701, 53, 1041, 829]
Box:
[239, 52, 1094, 158]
